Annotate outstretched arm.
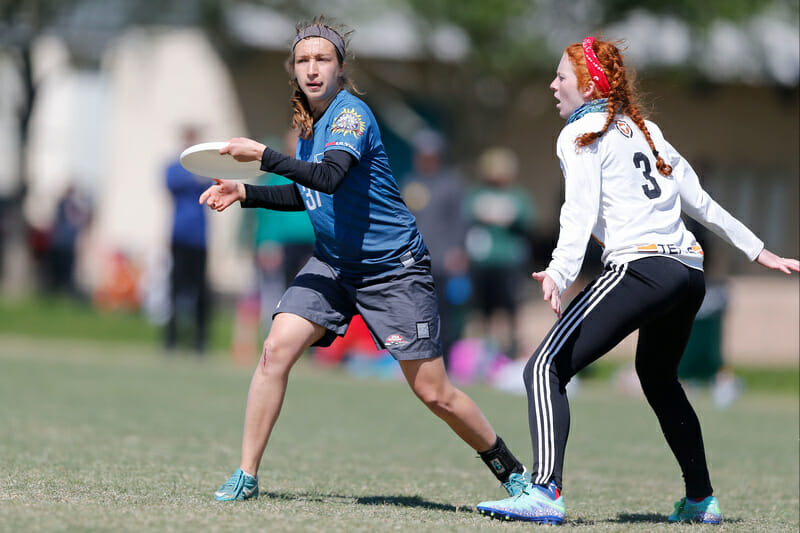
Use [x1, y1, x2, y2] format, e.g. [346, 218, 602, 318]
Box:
[199, 179, 305, 212]
[755, 249, 800, 274]
[222, 137, 356, 194]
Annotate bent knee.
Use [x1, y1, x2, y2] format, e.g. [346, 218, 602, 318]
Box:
[413, 384, 456, 415]
[523, 353, 556, 383]
[523, 352, 574, 390]
[257, 339, 296, 376]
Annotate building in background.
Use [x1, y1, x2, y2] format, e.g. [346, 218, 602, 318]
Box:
[0, 3, 796, 364]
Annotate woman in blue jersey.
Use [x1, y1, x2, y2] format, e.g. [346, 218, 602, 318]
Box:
[476, 37, 799, 525]
[200, 17, 528, 503]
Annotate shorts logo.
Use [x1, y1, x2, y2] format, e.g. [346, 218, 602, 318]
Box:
[615, 120, 633, 138]
[385, 334, 406, 346]
[416, 322, 430, 339]
[331, 107, 366, 138]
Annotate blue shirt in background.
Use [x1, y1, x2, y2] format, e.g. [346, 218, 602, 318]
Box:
[166, 161, 209, 249]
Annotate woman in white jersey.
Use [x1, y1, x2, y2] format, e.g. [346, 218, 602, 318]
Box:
[476, 37, 799, 525]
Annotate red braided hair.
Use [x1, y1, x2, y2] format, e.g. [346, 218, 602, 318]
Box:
[565, 39, 672, 177]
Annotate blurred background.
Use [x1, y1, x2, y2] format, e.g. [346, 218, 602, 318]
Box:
[0, 0, 797, 396]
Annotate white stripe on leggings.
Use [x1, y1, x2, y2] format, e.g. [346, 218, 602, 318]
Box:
[530, 263, 628, 485]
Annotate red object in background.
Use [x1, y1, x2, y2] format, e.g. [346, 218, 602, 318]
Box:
[93, 251, 140, 312]
[313, 314, 383, 366]
[230, 292, 261, 366]
[28, 225, 52, 260]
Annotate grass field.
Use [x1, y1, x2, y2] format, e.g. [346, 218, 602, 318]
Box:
[1, 335, 797, 532]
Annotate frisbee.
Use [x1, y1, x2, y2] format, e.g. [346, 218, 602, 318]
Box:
[180, 141, 264, 180]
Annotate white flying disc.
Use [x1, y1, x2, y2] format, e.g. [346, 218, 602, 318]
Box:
[180, 141, 264, 180]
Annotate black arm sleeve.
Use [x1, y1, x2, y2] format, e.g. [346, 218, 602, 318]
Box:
[259, 148, 356, 194]
[241, 183, 305, 211]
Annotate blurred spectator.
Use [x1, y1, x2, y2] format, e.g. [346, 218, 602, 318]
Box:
[0, 197, 9, 282]
[93, 250, 141, 312]
[401, 128, 470, 361]
[251, 130, 315, 331]
[164, 126, 211, 354]
[45, 184, 92, 298]
[231, 129, 315, 361]
[464, 146, 536, 358]
[681, 200, 742, 409]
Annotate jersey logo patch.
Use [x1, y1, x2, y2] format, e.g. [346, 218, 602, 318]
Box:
[615, 120, 633, 138]
[331, 107, 366, 138]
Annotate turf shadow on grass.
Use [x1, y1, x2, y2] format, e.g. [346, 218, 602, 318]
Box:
[355, 495, 461, 513]
[259, 491, 462, 513]
[608, 513, 668, 524]
[611, 513, 743, 526]
[608, 512, 738, 525]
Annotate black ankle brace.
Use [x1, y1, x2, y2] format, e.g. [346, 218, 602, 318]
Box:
[478, 436, 524, 483]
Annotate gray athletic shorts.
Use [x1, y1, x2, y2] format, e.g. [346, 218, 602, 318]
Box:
[274, 253, 442, 361]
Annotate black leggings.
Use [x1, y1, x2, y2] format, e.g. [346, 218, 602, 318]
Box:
[523, 257, 712, 499]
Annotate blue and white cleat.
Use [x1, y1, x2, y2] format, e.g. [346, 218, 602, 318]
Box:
[477, 479, 565, 524]
[502, 467, 531, 497]
[668, 495, 722, 524]
[214, 468, 259, 501]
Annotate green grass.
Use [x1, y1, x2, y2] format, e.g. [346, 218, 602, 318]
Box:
[1, 336, 797, 532]
[585, 360, 799, 396]
[0, 295, 795, 394]
[0, 295, 234, 351]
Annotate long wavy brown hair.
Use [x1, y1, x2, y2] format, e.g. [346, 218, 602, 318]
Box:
[287, 16, 360, 140]
[565, 38, 672, 176]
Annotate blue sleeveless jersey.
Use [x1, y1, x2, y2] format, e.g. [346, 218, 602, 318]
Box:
[295, 90, 425, 278]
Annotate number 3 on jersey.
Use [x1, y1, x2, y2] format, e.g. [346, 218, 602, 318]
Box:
[633, 152, 661, 199]
[300, 185, 323, 210]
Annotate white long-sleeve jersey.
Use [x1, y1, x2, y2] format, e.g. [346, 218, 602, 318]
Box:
[546, 112, 764, 294]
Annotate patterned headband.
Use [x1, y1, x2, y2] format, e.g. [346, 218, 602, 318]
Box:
[582, 37, 610, 96]
[292, 25, 346, 61]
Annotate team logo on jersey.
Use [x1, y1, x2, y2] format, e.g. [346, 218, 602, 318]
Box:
[331, 107, 366, 137]
[614, 120, 633, 138]
[385, 334, 406, 346]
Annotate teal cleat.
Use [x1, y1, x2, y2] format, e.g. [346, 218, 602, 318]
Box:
[502, 467, 531, 497]
[477, 479, 565, 524]
[214, 468, 259, 501]
[668, 495, 721, 524]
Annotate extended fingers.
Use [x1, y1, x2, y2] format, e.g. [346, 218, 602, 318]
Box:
[547, 292, 562, 317]
[219, 140, 237, 155]
[200, 187, 223, 210]
[778, 258, 799, 274]
[199, 187, 213, 205]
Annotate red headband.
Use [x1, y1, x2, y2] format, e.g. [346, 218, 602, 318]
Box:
[582, 37, 610, 96]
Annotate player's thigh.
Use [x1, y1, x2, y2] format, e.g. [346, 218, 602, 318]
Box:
[398, 356, 450, 395]
[529, 260, 679, 379]
[274, 255, 356, 347]
[267, 312, 327, 352]
[635, 266, 705, 380]
[356, 258, 443, 361]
